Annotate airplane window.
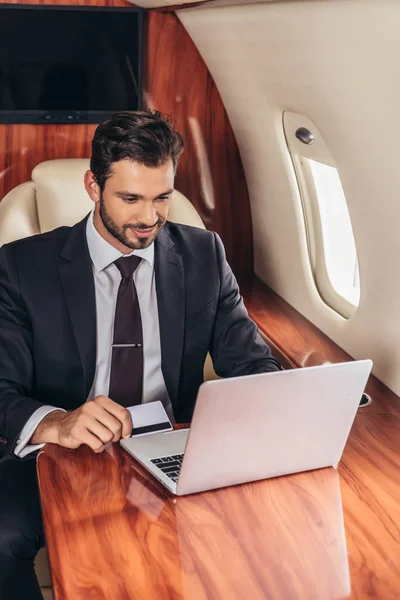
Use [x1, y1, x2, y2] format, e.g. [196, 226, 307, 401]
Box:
[283, 111, 360, 319]
[307, 159, 360, 310]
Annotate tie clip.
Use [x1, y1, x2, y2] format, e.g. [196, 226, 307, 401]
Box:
[111, 343, 142, 348]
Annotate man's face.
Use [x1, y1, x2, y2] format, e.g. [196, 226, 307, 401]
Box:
[89, 159, 174, 251]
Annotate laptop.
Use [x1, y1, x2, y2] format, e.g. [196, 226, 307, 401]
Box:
[120, 360, 372, 496]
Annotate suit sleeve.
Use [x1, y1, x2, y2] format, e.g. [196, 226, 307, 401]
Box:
[0, 244, 48, 459]
[210, 233, 282, 378]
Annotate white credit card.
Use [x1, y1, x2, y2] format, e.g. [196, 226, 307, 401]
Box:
[127, 401, 173, 437]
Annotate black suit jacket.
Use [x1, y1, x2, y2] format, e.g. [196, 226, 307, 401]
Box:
[0, 216, 281, 459]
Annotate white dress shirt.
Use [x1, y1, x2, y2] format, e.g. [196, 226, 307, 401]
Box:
[14, 212, 173, 457]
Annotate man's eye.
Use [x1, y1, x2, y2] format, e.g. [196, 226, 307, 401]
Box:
[157, 196, 169, 202]
[123, 197, 138, 203]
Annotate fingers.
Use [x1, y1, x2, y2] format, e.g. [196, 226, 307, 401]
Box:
[93, 396, 133, 439]
[80, 430, 106, 453]
[86, 418, 115, 445]
[57, 415, 106, 452]
[59, 424, 106, 453]
[56, 397, 133, 453]
[85, 402, 123, 443]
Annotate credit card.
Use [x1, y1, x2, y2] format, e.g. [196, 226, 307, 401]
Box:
[127, 401, 173, 437]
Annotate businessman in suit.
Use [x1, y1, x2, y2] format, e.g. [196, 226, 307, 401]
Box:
[0, 110, 281, 598]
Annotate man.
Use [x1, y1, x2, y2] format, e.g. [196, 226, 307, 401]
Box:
[0, 110, 281, 598]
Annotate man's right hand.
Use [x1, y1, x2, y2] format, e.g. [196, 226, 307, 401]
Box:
[30, 396, 133, 453]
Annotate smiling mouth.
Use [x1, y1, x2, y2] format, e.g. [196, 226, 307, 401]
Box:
[130, 226, 157, 237]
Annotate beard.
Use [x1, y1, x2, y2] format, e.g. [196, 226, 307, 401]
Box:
[99, 193, 165, 250]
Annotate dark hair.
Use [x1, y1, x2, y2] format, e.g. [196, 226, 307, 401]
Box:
[90, 110, 184, 190]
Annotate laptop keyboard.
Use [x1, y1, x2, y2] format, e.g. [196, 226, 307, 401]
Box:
[150, 454, 184, 484]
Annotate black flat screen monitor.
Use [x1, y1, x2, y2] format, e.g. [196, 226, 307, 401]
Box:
[0, 4, 142, 124]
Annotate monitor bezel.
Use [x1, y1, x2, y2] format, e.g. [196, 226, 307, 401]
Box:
[0, 3, 143, 124]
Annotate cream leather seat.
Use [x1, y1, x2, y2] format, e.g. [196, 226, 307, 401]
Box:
[0, 159, 217, 598]
[0, 159, 205, 243]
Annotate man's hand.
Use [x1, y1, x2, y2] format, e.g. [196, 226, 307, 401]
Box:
[30, 396, 133, 453]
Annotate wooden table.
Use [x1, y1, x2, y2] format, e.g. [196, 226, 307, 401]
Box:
[37, 415, 400, 600]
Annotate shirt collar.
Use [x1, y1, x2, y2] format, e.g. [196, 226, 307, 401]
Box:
[86, 209, 155, 273]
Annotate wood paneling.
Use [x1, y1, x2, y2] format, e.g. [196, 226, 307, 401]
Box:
[144, 11, 253, 287]
[37, 413, 400, 599]
[0, 2, 253, 286]
[0, 124, 97, 196]
[245, 277, 400, 414]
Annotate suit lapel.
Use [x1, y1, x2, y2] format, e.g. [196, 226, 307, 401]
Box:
[155, 226, 185, 413]
[59, 216, 97, 399]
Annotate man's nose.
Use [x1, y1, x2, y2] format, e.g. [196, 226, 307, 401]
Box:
[138, 202, 157, 226]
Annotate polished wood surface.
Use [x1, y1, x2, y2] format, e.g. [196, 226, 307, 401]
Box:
[37, 413, 400, 599]
[245, 277, 400, 414]
[0, 123, 97, 197]
[144, 11, 253, 288]
[338, 413, 400, 599]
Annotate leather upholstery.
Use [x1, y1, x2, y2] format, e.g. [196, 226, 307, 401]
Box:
[0, 159, 205, 244]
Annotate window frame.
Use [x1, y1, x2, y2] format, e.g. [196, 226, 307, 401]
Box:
[283, 111, 360, 319]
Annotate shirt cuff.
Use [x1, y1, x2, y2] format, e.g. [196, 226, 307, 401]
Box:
[14, 405, 66, 458]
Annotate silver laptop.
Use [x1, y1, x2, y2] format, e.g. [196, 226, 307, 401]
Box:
[120, 360, 372, 496]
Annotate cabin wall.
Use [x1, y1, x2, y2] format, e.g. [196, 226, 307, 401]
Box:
[0, 0, 252, 287]
[179, 0, 400, 394]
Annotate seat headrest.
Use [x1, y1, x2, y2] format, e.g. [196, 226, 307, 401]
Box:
[33, 159, 93, 233]
[32, 159, 205, 233]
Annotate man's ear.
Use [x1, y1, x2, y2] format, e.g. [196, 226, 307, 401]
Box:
[84, 170, 101, 204]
